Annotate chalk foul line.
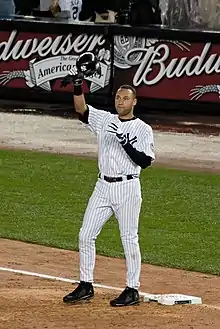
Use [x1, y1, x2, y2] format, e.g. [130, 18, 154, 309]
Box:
[1, 266, 219, 310]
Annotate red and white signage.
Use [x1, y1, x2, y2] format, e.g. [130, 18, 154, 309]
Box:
[1, 30, 220, 102]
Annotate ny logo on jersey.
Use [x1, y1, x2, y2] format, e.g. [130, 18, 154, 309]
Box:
[107, 123, 137, 146]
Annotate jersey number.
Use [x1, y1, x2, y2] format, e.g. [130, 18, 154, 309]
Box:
[72, 6, 78, 20]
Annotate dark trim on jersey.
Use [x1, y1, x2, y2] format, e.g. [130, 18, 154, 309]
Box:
[78, 108, 89, 124]
[119, 116, 137, 122]
[77, 107, 137, 124]
[123, 143, 152, 169]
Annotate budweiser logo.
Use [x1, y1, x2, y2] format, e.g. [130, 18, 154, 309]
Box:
[1, 31, 220, 101]
[0, 30, 105, 61]
[0, 31, 110, 93]
[117, 41, 220, 86]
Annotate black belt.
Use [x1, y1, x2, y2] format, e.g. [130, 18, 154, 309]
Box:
[99, 174, 137, 183]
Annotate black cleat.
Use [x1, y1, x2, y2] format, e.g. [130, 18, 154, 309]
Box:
[63, 281, 94, 304]
[110, 286, 140, 307]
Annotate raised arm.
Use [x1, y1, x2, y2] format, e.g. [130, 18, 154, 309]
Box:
[60, 54, 108, 132]
[67, 67, 87, 115]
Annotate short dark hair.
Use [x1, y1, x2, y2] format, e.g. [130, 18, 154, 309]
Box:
[118, 84, 136, 98]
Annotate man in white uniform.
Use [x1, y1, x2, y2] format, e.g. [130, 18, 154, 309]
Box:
[58, 0, 82, 19]
[63, 66, 155, 307]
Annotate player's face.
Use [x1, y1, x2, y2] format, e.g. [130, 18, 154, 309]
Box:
[115, 89, 137, 117]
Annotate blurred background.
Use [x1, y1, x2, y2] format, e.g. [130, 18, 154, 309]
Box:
[0, 0, 220, 30]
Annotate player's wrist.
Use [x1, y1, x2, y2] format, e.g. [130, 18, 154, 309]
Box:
[72, 70, 84, 95]
[73, 83, 83, 96]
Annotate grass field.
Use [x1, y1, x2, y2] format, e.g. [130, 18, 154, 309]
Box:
[0, 149, 220, 275]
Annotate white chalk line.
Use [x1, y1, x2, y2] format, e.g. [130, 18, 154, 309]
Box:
[0, 266, 151, 298]
[1, 266, 220, 311]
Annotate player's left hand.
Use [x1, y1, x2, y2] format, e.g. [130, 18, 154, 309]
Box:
[107, 123, 137, 146]
[60, 67, 84, 88]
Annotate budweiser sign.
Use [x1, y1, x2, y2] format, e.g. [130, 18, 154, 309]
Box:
[0, 30, 220, 102]
[113, 36, 220, 102]
[0, 30, 106, 60]
[125, 43, 220, 86]
[0, 30, 111, 92]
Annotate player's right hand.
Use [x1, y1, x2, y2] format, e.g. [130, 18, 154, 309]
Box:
[60, 66, 84, 88]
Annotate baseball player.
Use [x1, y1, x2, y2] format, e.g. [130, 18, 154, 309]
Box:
[62, 60, 155, 307]
[51, 0, 82, 19]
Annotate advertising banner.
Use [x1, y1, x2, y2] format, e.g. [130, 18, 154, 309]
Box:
[0, 30, 111, 95]
[113, 35, 220, 102]
[1, 28, 220, 103]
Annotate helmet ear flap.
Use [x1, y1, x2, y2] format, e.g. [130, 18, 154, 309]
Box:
[76, 52, 101, 78]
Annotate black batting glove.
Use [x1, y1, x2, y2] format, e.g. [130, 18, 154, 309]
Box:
[60, 66, 84, 88]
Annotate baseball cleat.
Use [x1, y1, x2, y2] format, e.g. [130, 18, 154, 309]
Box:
[110, 286, 140, 307]
[63, 281, 94, 304]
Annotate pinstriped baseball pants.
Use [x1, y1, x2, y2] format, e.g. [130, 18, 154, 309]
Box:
[79, 177, 142, 289]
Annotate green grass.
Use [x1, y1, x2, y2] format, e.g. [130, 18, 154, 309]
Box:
[0, 149, 220, 275]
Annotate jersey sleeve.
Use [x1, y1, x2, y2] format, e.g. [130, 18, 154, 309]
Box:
[87, 105, 109, 135]
[135, 125, 155, 160]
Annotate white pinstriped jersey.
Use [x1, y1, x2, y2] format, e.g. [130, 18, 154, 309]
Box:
[86, 105, 155, 176]
[58, 0, 82, 20]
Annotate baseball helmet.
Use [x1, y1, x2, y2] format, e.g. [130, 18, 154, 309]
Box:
[76, 52, 101, 77]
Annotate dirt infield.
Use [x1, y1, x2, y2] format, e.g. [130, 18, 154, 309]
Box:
[0, 112, 220, 172]
[1, 239, 220, 329]
[0, 112, 220, 328]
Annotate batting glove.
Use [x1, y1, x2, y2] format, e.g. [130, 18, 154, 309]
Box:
[107, 123, 137, 146]
[60, 66, 84, 88]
